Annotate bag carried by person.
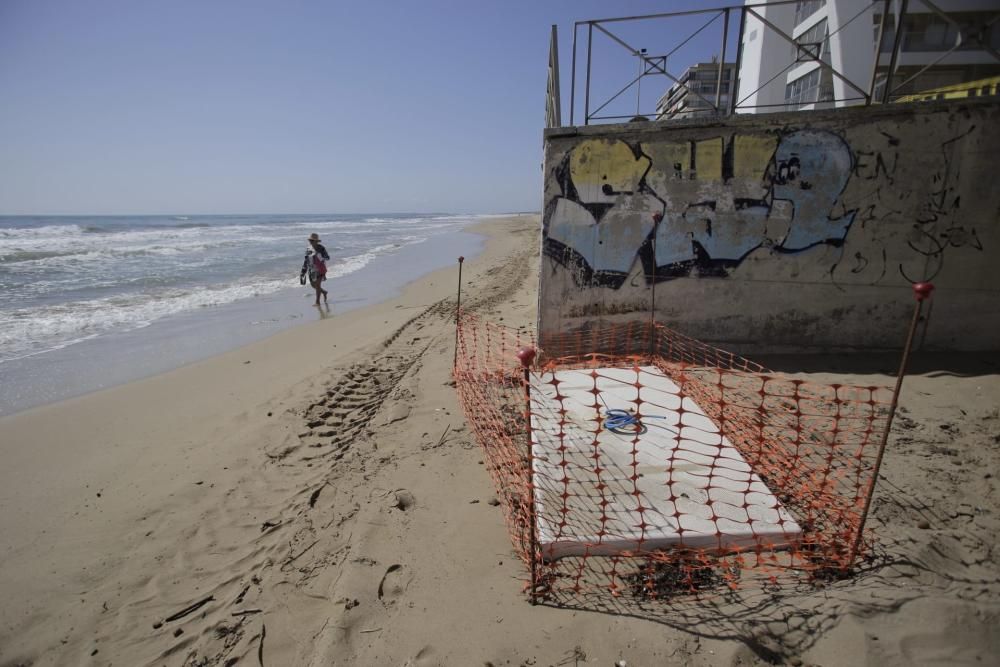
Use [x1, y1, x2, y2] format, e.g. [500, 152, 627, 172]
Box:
[312, 253, 327, 278]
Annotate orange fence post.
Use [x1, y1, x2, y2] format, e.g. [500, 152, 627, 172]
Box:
[848, 281, 934, 570]
[517, 346, 539, 603]
[453, 256, 464, 370]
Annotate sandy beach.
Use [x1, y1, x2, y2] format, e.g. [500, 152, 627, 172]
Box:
[2, 214, 999, 666]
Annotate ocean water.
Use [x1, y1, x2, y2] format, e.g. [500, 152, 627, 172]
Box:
[0, 213, 489, 414]
[0, 213, 480, 364]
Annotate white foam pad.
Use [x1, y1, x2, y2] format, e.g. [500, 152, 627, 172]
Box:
[529, 366, 802, 560]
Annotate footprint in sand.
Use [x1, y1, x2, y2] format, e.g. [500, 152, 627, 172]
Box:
[391, 490, 416, 512]
[383, 403, 411, 425]
[403, 645, 437, 666]
[377, 564, 411, 606]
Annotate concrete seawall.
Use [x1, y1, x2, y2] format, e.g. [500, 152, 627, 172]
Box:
[538, 99, 1000, 352]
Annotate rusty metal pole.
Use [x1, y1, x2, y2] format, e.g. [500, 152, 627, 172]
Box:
[848, 281, 934, 570]
[453, 256, 464, 370]
[517, 346, 539, 603]
[715, 9, 730, 112]
[729, 8, 747, 116]
[584, 22, 593, 125]
[570, 23, 578, 126]
[881, 0, 908, 103]
[869, 0, 892, 103]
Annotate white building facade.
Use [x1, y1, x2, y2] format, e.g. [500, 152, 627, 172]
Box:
[737, 0, 1000, 112]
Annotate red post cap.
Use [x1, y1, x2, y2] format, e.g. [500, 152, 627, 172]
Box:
[913, 282, 935, 302]
[458, 256, 465, 263]
[516, 347, 536, 368]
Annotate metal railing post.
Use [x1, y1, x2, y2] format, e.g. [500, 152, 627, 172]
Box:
[570, 23, 577, 126]
[869, 0, 892, 102]
[729, 8, 747, 115]
[584, 22, 593, 125]
[546, 24, 562, 128]
[715, 8, 730, 112]
[881, 0, 908, 103]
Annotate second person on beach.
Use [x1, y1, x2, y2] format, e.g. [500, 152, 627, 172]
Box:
[300, 232, 330, 306]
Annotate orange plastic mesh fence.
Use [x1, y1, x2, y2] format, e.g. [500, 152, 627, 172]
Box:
[453, 311, 537, 559]
[454, 313, 893, 602]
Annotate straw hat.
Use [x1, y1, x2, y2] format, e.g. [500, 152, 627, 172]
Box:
[308, 233, 321, 242]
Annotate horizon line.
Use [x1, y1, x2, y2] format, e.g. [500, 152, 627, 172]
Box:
[0, 210, 541, 218]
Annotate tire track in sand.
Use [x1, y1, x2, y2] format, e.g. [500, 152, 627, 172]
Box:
[87, 242, 535, 666]
[289, 240, 533, 464]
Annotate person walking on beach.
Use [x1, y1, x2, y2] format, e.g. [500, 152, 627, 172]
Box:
[300, 233, 330, 306]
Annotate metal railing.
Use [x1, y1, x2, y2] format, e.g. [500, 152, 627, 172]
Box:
[545, 25, 562, 129]
[544, 0, 1000, 128]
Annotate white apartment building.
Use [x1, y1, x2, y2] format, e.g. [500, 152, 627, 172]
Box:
[737, 0, 1000, 112]
[654, 61, 738, 120]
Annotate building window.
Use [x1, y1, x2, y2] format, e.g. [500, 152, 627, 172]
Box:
[905, 13, 960, 51]
[794, 0, 826, 26]
[876, 11, 1000, 53]
[785, 67, 834, 107]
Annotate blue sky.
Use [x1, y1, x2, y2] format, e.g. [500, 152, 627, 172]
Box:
[0, 1, 731, 215]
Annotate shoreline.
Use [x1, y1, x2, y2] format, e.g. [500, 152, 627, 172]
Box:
[0, 221, 496, 417]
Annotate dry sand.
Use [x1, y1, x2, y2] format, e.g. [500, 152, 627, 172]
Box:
[1, 215, 998, 666]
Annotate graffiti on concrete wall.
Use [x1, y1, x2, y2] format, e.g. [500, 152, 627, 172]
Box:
[544, 130, 859, 287]
[829, 125, 983, 285]
[539, 105, 999, 352]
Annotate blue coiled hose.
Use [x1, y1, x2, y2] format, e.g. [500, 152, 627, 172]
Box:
[602, 408, 666, 435]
